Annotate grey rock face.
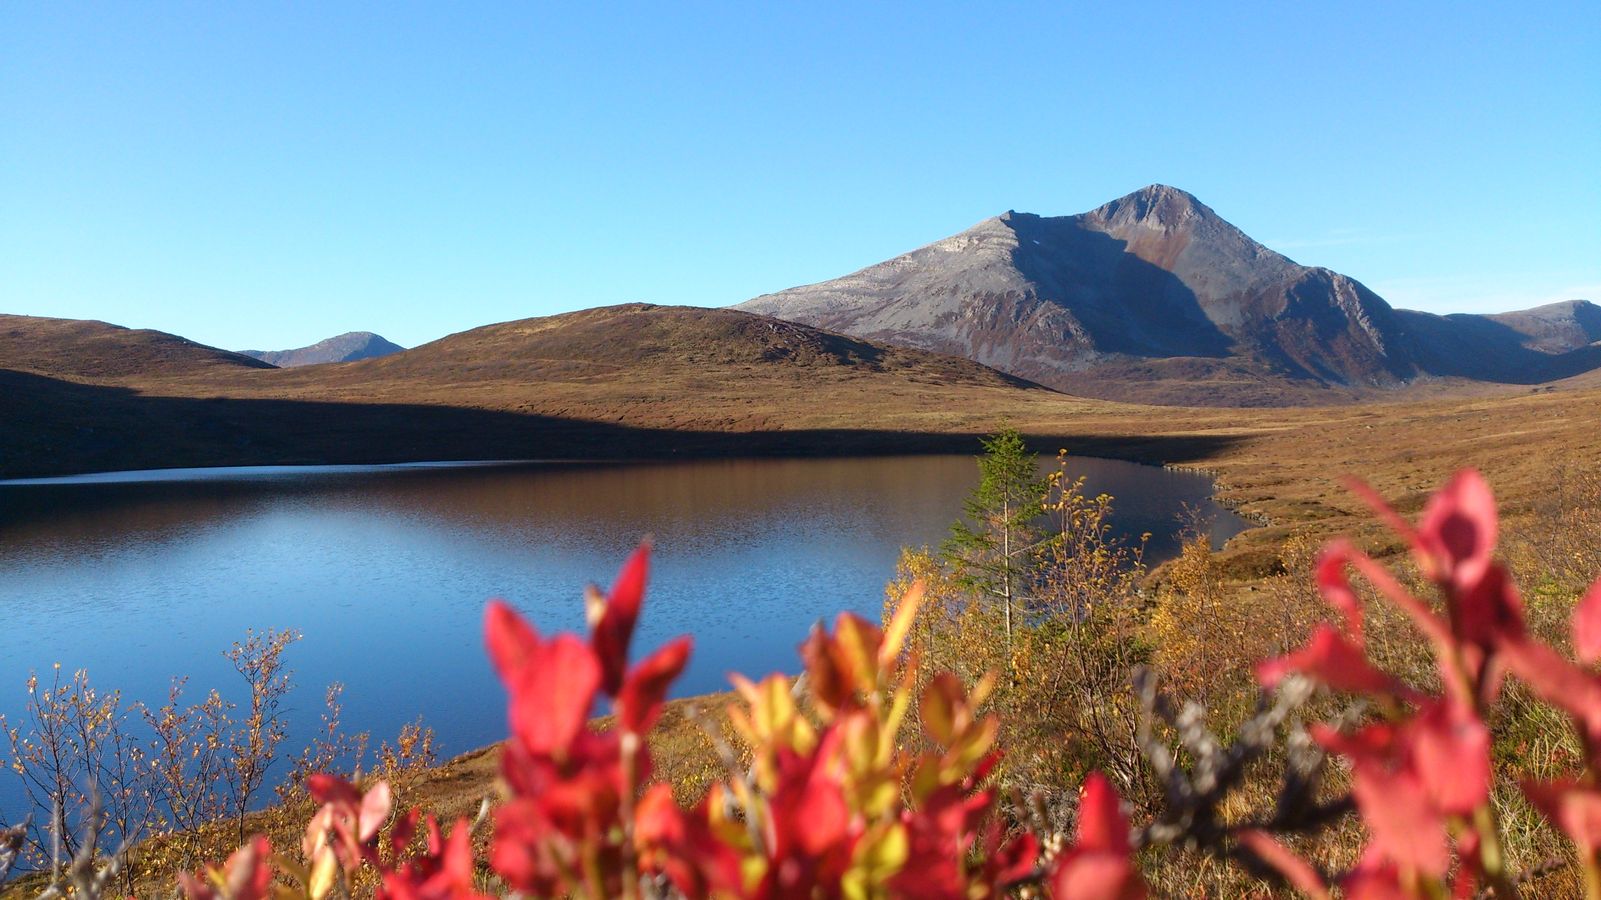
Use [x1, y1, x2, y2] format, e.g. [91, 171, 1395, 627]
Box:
[1393, 300, 1601, 383]
[737, 186, 1598, 404]
[240, 332, 404, 368]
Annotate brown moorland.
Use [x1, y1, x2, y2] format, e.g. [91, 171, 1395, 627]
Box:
[4, 301, 1598, 570]
[5, 302, 1601, 889]
[0, 313, 274, 380]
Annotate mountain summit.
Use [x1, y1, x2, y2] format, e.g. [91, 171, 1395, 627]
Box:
[736, 186, 1597, 404]
[240, 331, 404, 367]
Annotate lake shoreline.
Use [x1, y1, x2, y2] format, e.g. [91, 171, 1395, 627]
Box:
[0, 423, 1235, 482]
[0, 454, 1245, 780]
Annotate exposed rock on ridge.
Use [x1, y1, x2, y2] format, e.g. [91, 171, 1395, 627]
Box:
[240, 332, 404, 367]
[737, 186, 1598, 405]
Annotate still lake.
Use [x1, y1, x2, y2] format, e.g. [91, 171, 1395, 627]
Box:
[0, 455, 1248, 763]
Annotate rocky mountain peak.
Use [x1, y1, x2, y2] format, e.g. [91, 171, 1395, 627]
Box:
[1087, 184, 1212, 231]
[734, 187, 1601, 405]
[240, 331, 404, 367]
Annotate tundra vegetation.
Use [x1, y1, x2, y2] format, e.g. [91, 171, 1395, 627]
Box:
[3, 433, 1601, 898]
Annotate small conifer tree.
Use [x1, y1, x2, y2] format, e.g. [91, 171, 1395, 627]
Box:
[943, 427, 1047, 661]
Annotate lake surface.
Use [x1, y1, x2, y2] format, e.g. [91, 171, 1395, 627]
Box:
[0, 456, 1248, 767]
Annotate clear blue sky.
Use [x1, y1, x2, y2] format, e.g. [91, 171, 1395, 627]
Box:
[4, 2, 1597, 351]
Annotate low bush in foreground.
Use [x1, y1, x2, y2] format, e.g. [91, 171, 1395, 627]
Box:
[6, 469, 1601, 898]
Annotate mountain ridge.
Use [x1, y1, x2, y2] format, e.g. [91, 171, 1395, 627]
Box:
[0, 304, 1080, 480]
[240, 331, 404, 367]
[0, 314, 275, 379]
[737, 186, 1599, 405]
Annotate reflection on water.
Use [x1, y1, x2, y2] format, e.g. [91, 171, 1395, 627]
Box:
[0, 456, 1248, 763]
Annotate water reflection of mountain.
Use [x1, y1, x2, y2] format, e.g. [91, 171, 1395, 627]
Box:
[0, 456, 1248, 567]
[0, 453, 1252, 825]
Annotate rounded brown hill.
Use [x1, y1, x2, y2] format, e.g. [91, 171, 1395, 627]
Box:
[0, 313, 273, 381]
[293, 303, 1043, 390]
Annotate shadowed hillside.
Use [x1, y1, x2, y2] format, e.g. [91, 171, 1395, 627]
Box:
[0, 305, 1101, 478]
[0, 367, 1243, 481]
[239, 331, 404, 367]
[0, 314, 274, 379]
[8, 302, 1601, 582]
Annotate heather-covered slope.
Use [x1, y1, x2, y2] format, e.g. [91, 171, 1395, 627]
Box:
[0, 305, 1097, 478]
[0, 314, 274, 379]
[310, 304, 1038, 388]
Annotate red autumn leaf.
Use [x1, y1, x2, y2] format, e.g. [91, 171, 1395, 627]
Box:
[1574, 575, 1601, 666]
[421, 819, 482, 899]
[1315, 544, 1365, 641]
[1407, 700, 1490, 815]
[985, 829, 1039, 887]
[801, 623, 853, 714]
[484, 600, 541, 683]
[307, 773, 362, 807]
[1346, 551, 1454, 649]
[1074, 771, 1130, 854]
[635, 784, 745, 899]
[390, 808, 420, 858]
[1236, 830, 1329, 900]
[1314, 720, 1452, 876]
[1340, 848, 1412, 900]
[176, 873, 213, 900]
[233, 836, 276, 900]
[1452, 562, 1525, 648]
[798, 612, 887, 717]
[1052, 770, 1145, 898]
[1417, 469, 1498, 592]
[769, 736, 852, 859]
[1052, 854, 1147, 900]
[359, 780, 393, 842]
[1308, 720, 1389, 759]
[379, 817, 489, 900]
[1343, 472, 1516, 663]
[618, 637, 692, 734]
[1350, 765, 1449, 876]
[1452, 827, 1484, 898]
[181, 835, 274, 900]
[1343, 477, 1425, 552]
[633, 782, 683, 848]
[507, 633, 601, 757]
[592, 542, 650, 696]
[1256, 625, 1405, 697]
[893, 790, 977, 897]
[1343, 551, 1476, 708]
[489, 799, 561, 896]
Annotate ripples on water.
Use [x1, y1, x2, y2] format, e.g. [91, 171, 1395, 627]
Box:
[0, 456, 1248, 763]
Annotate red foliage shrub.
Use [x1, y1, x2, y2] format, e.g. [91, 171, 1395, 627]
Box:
[177, 469, 1601, 899]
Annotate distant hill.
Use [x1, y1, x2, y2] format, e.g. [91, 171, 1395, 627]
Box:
[0, 305, 1081, 479]
[318, 304, 1037, 389]
[737, 186, 1601, 405]
[0, 314, 273, 380]
[1488, 299, 1601, 353]
[1395, 300, 1601, 383]
[240, 331, 403, 367]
